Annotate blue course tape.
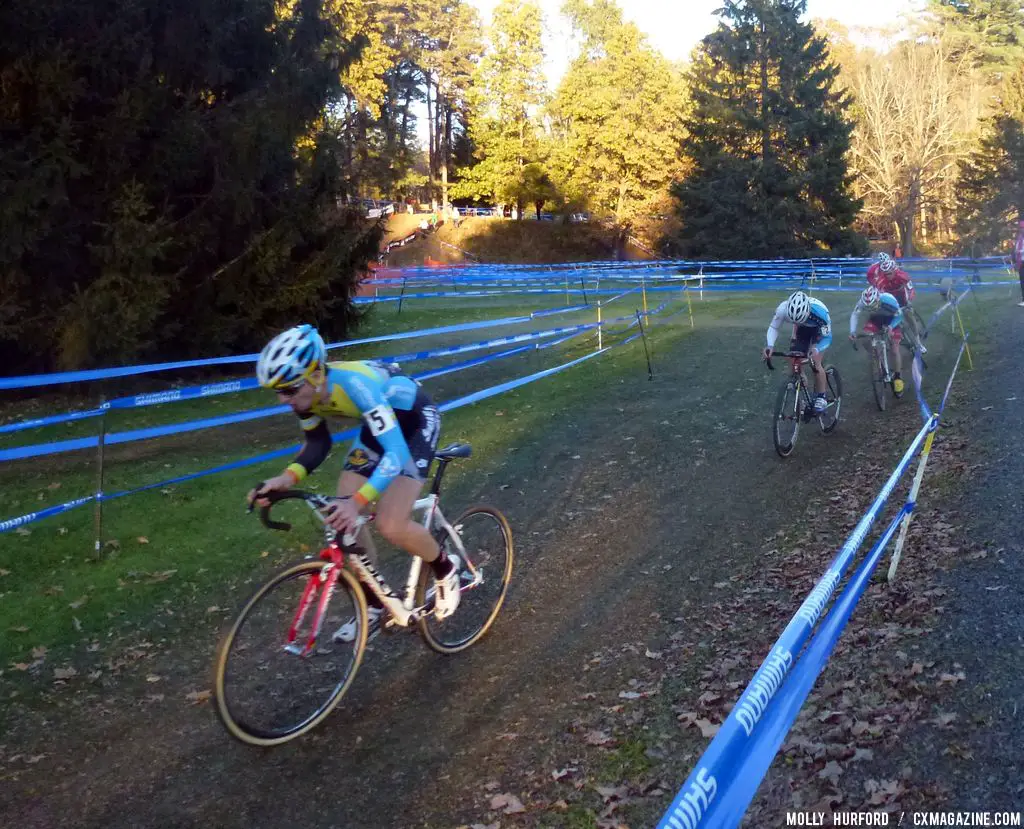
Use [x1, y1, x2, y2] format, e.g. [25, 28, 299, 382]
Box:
[0, 407, 106, 436]
[0, 405, 289, 462]
[656, 416, 933, 829]
[688, 504, 911, 829]
[1, 344, 614, 533]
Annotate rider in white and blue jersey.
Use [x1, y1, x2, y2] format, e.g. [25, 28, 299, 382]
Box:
[762, 291, 832, 415]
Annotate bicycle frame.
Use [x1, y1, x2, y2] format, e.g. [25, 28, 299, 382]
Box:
[284, 492, 479, 656]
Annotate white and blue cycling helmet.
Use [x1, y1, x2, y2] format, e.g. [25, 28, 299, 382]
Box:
[786, 291, 811, 325]
[256, 324, 327, 389]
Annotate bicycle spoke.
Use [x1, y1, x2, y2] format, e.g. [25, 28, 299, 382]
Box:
[215, 562, 366, 745]
[418, 506, 513, 654]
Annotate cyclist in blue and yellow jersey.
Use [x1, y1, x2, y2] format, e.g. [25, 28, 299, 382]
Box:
[762, 291, 832, 415]
[849, 286, 905, 394]
[247, 324, 458, 640]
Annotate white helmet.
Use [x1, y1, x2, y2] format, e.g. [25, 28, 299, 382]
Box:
[877, 252, 896, 274]
[862, 286, 880, 310]
[256, 324, 327, 389]
[786, 291, 811, 325]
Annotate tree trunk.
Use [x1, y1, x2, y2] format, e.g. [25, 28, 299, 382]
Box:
[425, 77, 436, 200]
[441, 105, 451, 210]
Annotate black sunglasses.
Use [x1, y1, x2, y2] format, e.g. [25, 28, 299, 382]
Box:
[276, 385, 302, 398]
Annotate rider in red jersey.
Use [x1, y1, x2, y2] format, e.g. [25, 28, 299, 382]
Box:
[866, 252, 914, 307]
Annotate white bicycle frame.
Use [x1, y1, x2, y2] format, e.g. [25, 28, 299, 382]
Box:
[307, 493, 478, 631]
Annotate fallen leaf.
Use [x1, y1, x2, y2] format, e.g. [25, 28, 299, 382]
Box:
[933, 712, 958, 727]
[0, 569, 10, 576]
[47, 482, 62, 490]
[31, 646, 48, 660]
[15, 527, 31, 536]
[11, 663, 30, 671]
[645, 648, 663, 660]
[137, 536, 150, 545]
[818, 760, 844, 784]
[10, 626, 29, 633]
[619, 691, 643, 700]
[146, 674, 162, 683]
[967, 550, 987, 561]
[694, 718, 719, 738]
[186, 689, 212, 705]
[260, 551, 269, 558]
[907, 662, 924, 676]
[58, 527, 68, 536]
[489, 793, 525, 814]
[72, 617, 82, 632]
[584, 730, 614, 746]
[939, 671, 966, 684]
[852, 748, 875, 762]
[596, 784, 630, 802]
[68, 596, 88, 609]
[53, 666, 78, 680]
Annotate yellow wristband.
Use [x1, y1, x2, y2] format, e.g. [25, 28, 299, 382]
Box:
[285, 463, 307, 483]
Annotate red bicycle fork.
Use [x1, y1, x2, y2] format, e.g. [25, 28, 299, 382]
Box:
[284, 546, 344, 657]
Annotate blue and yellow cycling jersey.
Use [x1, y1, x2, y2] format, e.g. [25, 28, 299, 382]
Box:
[849, 292, 902, 336]
[289, 361, 430, 506]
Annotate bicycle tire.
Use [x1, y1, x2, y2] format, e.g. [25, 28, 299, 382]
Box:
[213, 561, 367, 746]
[870, 346, 887, 411]
[821, 365, 842, 433]
[772, 379, 801, 458]
[416, 505, 514, 654]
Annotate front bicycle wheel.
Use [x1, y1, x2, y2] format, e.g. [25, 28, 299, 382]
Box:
[772, 379, 801, 457]
[870, 347, 887, 411]
[820, 366, 842, 433]
[213, 561, 367, 746]
[416, 505, 514, 654]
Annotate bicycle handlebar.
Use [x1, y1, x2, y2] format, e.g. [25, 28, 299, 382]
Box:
[247, 487, 333, 533]
[764, 350, 809, 371]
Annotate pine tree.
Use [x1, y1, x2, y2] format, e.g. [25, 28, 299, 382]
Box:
[0, 0, 380, 371]
[667, 0, 864, 259]
[956, 65, 1024, 253]
[925, 0, 1024, 84]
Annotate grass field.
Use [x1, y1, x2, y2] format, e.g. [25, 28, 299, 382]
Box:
[0, 269, 1010, 829]
[0, 278, 996, 693]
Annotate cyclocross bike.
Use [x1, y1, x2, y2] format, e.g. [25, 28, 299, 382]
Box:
[765, 351, 842, 458]
[213, 442, 514, 747]
[853, 331, 903, 411]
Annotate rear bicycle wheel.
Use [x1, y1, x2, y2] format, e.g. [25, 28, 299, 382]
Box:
[417, 505, 514, 654]
[820, 366, 842, 433]
[772, 378, 801, 458]
[870, 347, 887, 411]
[213, 561, 367, 746]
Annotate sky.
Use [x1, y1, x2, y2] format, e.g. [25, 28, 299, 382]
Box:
[468, 0, 923, 85]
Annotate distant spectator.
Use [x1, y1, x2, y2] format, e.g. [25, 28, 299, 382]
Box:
[1014, 218, 1024, 306]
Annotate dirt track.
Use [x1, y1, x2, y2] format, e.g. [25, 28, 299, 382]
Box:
[1, 294, 1016, 828]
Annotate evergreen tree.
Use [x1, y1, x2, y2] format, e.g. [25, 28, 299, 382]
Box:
[548, 0, 688, 225]
[956, 65, 1024, 253]
[667, 0, 864, 259]
[925, 0, 1024, 84]
[0, 0, 380, 372]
